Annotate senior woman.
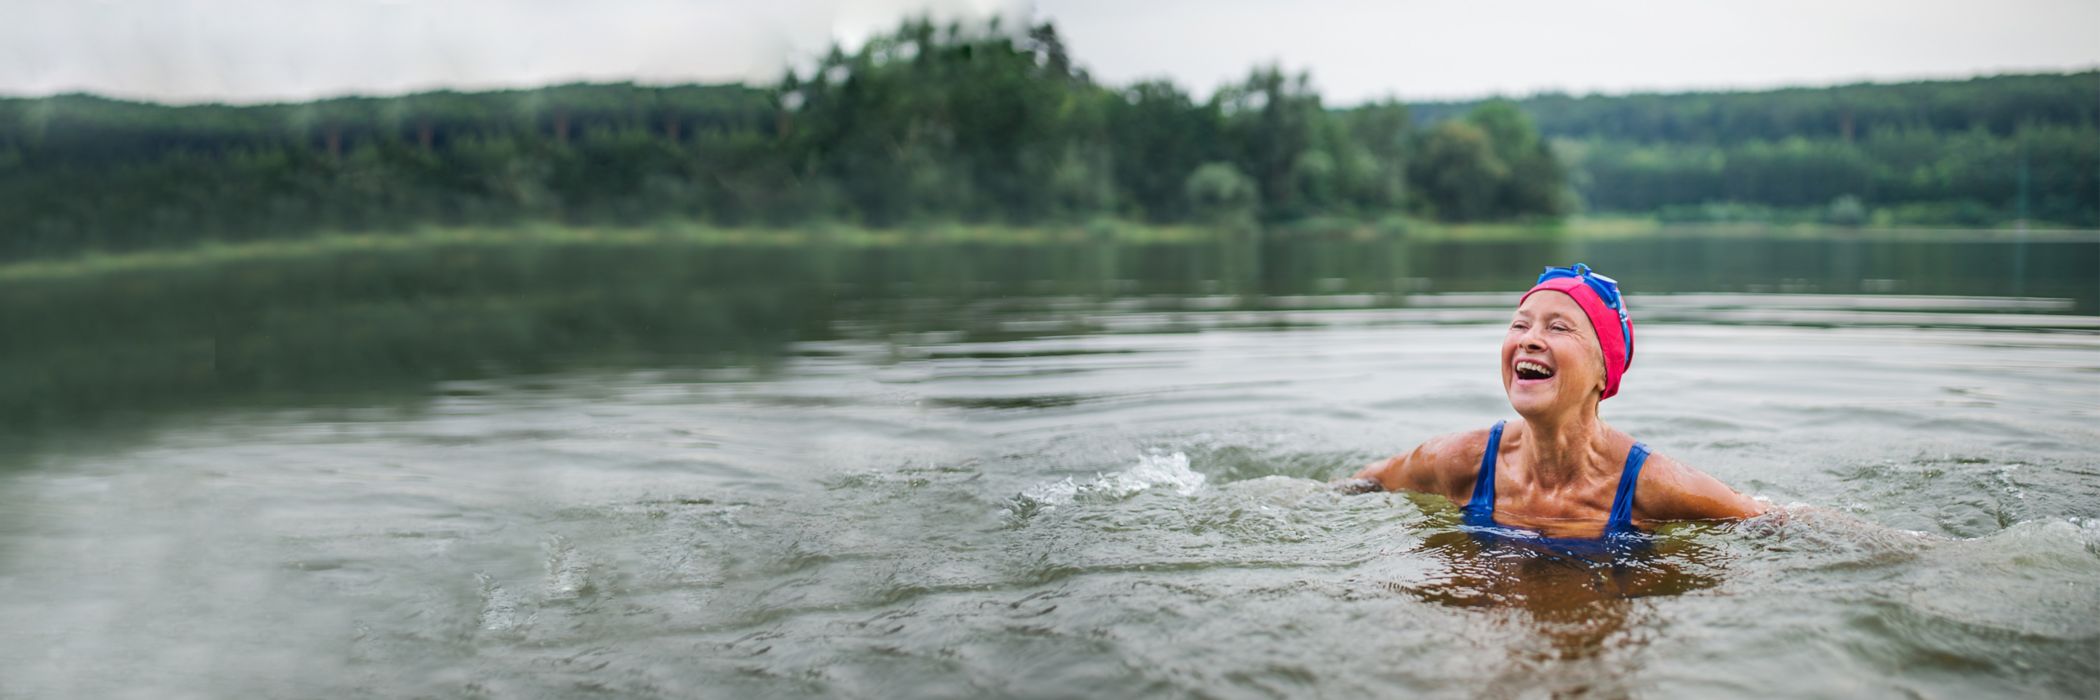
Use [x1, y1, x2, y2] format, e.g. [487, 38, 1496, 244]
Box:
[1341, 264, 1764, 543]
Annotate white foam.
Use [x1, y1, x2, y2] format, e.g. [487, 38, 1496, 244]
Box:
[474, 573, 535, 634]
[1020, 477, 1081, 506]
[1019, 452, 1206, 509]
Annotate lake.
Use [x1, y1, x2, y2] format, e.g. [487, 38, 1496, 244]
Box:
[1, 228, 2097, 698]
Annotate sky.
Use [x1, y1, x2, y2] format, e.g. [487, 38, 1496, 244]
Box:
[4, 0, 2097, 105]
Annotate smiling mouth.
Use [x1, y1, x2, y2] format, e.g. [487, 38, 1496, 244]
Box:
[1514, 360, 1555, 380]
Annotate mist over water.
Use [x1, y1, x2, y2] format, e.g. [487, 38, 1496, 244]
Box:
[1, 231, 2097, 698]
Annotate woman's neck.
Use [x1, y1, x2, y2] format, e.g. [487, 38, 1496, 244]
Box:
[1517, 407, 1611, 491]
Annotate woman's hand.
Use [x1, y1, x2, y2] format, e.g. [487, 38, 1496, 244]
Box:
[1330, 477, 1385, 495]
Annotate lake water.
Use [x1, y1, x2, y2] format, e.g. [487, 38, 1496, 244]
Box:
[2, 230, 2097, 698]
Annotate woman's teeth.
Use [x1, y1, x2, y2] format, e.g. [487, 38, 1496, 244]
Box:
[1515, 360, 1554, 379]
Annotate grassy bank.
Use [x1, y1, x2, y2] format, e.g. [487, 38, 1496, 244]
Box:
[15, 216, 2100, 282]
[0, 220, 1233, 281]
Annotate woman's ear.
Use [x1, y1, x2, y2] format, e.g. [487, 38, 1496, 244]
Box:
[1594, 348, 1610, 397]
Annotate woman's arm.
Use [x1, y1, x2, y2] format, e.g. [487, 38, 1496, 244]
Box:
[1636, 452, 1767, 521]
[1334, 454, 1405, 494]
[1333, 430, 1486, 502]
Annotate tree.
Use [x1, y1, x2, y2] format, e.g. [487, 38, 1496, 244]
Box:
[1184, 161, 1259, 223]
[1409, 121, 1507, 221]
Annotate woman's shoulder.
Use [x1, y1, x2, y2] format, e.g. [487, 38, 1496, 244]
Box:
[1418, 425, 1500, 466]
[1629, 447, 1767, 521]
[1397, 426, 1499, 499]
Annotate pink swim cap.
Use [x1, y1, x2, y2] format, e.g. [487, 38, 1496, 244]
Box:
[1519, 264, 1635, 400]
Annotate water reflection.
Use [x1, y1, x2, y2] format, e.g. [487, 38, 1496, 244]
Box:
[1402, 523, 1727, 694]
[1, 229, 2093, 451]
[3, 228, 2095, 697]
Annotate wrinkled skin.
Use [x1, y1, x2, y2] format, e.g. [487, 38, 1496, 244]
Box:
[1345, 289, 1765, 537]
[1503, 291, 1608, 422]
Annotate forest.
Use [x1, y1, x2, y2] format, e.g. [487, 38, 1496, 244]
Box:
[1415, 73, 2100, 226]
[0, 17, 2094, 261]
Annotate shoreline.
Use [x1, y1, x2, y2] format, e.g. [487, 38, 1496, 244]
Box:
[5, 217, 2098, 281]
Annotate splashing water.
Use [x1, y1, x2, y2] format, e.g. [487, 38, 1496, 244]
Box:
[4, 287, 2098, 698]
[1018, 451, 1207, 510]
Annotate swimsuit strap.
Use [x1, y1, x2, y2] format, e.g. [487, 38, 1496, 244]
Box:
[1465, 420, 1506, 513]
[1606, 442, 1651, 532]
[1468, 422, 1649, 536]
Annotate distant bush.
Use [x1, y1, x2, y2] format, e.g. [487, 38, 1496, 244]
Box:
[1185, 162, 1260, 218]
[1826, 195, 1868, 227]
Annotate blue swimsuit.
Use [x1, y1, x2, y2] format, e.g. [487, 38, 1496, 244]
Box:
[1460, 420, 1651, 554]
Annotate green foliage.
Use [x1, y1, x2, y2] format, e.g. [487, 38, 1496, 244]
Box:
[1403, 103, 1571, 222]
[19, 18, 2094, 260]
[1107, 81, 1223, 221]
[1420, 72, 2100, 227]
[1335, 101, 1412, 211]
[1184, 162, 1260, 220]
[1414, 73, 2100, 144]
[1410, 121, 1506, 221]
[1826, 195, 1868, 227]
[0, 17, 1578, 260]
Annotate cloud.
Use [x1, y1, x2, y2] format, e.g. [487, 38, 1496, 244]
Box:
[1043, 0, 2100, 103]
[4, 0, 2096, 104]
[0, 0, 1024, 103]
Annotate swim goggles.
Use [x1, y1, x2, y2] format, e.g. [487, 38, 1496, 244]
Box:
[1536, 263, 1632, 358]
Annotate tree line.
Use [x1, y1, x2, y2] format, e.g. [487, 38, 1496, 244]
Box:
[1, 18, 2095, 261]
[1416, 72, 2100, 226]
[0, 18, 1563, 260]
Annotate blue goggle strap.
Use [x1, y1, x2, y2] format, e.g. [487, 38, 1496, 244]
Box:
[1536, 264, 1633, 360]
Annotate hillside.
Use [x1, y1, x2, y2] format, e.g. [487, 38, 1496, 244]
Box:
[1, 20, 2094, 262]
[1411, 72, 2100, 224]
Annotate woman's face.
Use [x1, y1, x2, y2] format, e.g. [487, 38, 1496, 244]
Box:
[1502, 291, 1607, 418]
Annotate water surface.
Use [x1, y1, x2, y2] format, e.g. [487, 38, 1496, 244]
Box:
[2, 231, 2097, 698]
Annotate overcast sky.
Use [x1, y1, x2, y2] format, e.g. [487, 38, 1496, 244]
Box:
[6, 0, 2097, 105]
